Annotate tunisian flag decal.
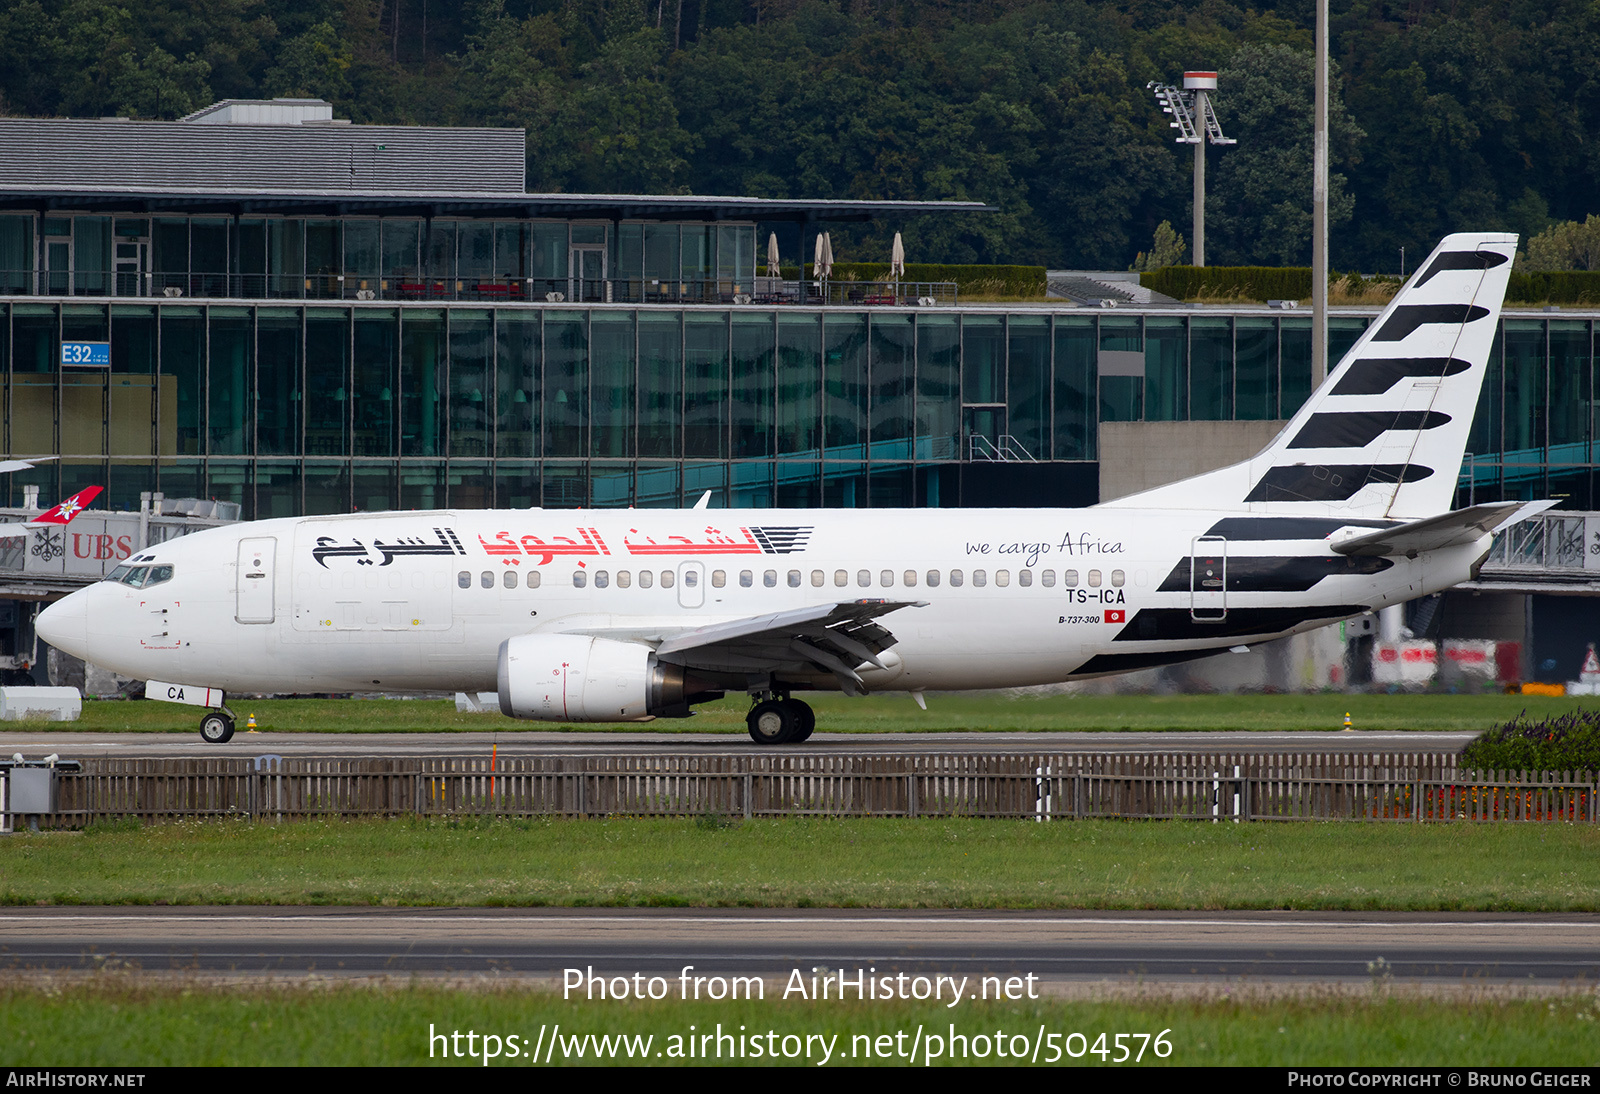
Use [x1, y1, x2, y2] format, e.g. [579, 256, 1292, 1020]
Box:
[1104, 609, 1126, 624]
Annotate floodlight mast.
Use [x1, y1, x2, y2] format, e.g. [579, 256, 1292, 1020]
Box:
[1148, 72, 1236, 267]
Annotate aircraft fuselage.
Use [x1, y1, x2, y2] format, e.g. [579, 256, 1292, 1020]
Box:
[46, 506, 1484, 697]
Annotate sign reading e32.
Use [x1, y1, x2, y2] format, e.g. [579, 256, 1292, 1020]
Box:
[61, 341, 110, 367]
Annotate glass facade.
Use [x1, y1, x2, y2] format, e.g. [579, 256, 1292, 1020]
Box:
[0, 212, 758, 304]
[6, 298, 1598, 514]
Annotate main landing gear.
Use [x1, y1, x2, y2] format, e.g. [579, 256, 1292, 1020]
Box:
[746, 695, 816, 745]
[199, 710, 236, 744]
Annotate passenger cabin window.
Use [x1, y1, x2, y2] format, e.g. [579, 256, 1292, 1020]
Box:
[1063, 570, 1078, 587]
[995, 570, 1010, 587]
[764, 570, 778, 588]
[527, 571, 541, 589]
[811, 570, 824, 587]
[480, 571, 494, 589]
[903, 570, 918, 587]
[950, 569, 964, 587]
[617, 571, 632, 588]
[786, 570, 799, 588]
[973, 570, 987, 587]
[683, 569, 698, 587]
[711, 570, 726, 588]
[1089, 570, 1102, 587]
[595, 570, 610, 588]
[1041, 570, 1055, 587]
[926, 570, 940, 587]
[661, 570, 674, 588]
[503, 572, 517, 589]
[880, 570, 894, 587]
[458, 571, 471, 589]
[1111, 569, 1126, 587]
[740, 570, 753, 588]
[1019, 570, 1032, 587]
[573, 571, 587, 588]
[857, 570, 870, 587]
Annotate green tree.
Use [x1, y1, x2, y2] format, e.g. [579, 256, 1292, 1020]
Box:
[1131, 220, 1186, 270]
[1523, 215, 1600, 271]
[108, 47, 214, 118]
[265, 21, 353, 101]
[557, 26, 695, 193]
[1204, 43, 1363, 266]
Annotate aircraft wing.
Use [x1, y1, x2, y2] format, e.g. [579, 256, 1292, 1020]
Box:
[567, 599, 924, 693]
[0, 457, 55, 475]
[1329, 500, 1558, 558]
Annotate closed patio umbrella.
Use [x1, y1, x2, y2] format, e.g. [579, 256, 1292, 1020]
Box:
[890, 232, 906, 280]
[767, 232, 781, 278]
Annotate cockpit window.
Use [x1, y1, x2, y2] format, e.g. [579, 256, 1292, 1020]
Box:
[106, 564, 174, 588]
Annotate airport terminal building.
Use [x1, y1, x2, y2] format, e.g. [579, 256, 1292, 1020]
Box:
[1, 100, 1596, 688]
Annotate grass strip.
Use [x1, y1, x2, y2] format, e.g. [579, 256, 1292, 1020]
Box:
[3, 818, 1596, 910]
[3, 979, 1597, 1066]
[22, 692, 1600, 735]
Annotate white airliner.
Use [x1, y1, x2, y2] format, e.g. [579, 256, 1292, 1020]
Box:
[37, 233, 1545, 744]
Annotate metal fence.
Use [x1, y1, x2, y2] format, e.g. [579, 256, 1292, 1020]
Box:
[6, 752, 1594, 827]
[3, 271, 960, 308]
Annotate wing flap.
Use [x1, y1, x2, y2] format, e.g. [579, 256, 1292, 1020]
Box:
[651, 598, 925, 693]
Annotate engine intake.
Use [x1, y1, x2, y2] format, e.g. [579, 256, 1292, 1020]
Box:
[497, 634, 717, 721]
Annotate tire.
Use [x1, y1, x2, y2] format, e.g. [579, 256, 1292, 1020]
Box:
[199, 711, 235, 744]
[746, 699, 796, 745]
[784, 699, 816, 743]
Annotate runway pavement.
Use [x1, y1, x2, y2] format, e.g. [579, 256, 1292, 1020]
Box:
[0, 729, 1477, 760]
[1, 908, 1593, 985]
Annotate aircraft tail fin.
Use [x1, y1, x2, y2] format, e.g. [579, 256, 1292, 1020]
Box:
[30, 486, 103, 526]
[1099, 232, 1517, 519]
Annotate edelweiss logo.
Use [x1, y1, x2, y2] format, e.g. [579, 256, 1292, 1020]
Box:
[746, 526, 814, 554]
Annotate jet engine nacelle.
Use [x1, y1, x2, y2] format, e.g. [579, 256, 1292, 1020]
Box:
[497, 633, 710, 722]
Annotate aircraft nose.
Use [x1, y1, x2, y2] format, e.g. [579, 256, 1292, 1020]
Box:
[36, 591, 90, 661]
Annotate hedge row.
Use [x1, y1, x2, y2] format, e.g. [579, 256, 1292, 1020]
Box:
[1141, 265, 1600, 304]
[1507, 270, 1600, 304]
[1459, 708, 1600, 773]
[793, 262, 1046, 297]
[1140, 265, 1313, 301]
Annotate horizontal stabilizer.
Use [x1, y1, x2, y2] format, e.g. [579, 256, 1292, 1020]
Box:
[1330, 500, 1557, 558]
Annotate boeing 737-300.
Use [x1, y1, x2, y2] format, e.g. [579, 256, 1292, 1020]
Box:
[36, 233, 1546, 744]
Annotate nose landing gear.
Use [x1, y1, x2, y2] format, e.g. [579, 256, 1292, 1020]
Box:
[199, 710, 236, 744]
[745, 695, 815, 745]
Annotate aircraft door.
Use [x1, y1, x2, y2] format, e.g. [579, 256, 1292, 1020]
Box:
[1189, 535, 1227, 621]
[677, 561, 705, 609]
[236, 537, 277, 624]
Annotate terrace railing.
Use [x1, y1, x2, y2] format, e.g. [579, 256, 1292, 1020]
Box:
[6, 752, 1594, 827]
[0, 271, 958, 307]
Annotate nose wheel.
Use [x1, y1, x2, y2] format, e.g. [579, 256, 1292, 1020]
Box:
[746, 697, 815, 745]
[199, 711, 235, 744]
